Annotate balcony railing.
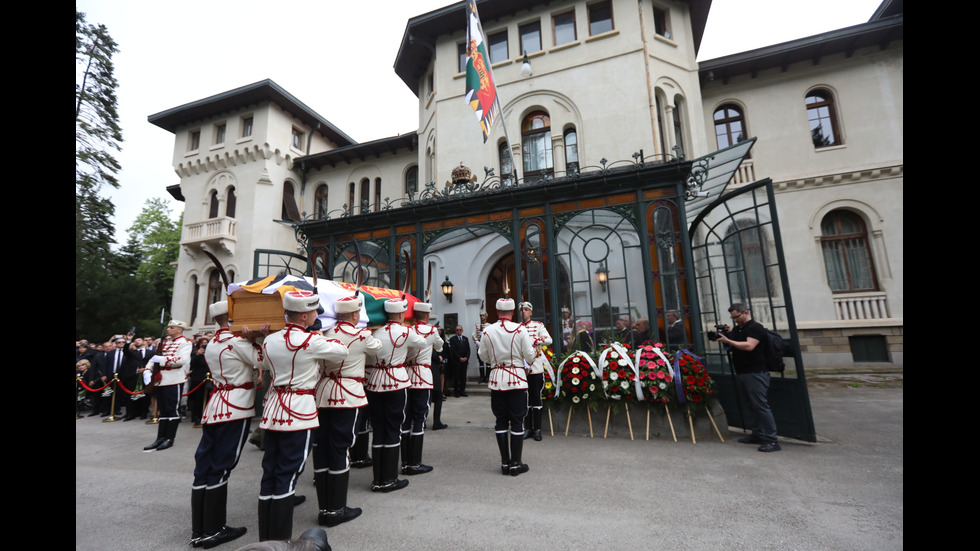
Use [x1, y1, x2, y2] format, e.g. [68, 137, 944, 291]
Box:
[833, 291, 890, 320]
[183, 217, 237, 245]
[730, 159, 755, 186]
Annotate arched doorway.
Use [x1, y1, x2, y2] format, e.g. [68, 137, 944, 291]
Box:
[484, 252, 515, 323]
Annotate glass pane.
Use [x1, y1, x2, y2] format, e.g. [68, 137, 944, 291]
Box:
[589, 3, 613, 35]
[489, 32, 508, 63]
[520, 22, 541, 53]
[555, 13, 575, 45]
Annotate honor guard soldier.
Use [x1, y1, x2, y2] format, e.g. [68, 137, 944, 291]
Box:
[401, 301, 444, 475]
[257, 291, 349, 541]
[478, 298, 538, 476]
[313, 295, 381, 527]
[519, 302, 552, 442]
[473, 310, 491, 383]
[190, 302, 265, 549]
[144, 319, 193, 452]
[364, 298, 425, 492]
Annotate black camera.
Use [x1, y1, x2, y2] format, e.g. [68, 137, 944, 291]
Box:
[707, 324, 729, 341]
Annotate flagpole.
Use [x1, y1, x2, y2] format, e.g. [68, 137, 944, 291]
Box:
[466, 0, 521, 184]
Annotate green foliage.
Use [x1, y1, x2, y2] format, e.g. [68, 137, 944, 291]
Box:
[76, 9, 122, 192]
[128, 198, 182, 310]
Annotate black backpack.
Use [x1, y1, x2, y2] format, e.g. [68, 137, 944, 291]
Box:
[765, 329, 792, 373]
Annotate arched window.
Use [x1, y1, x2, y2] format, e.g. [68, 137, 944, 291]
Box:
[208, 190, 219, 219]
[206, 270, 223, 324]
[821, 210, 876, 292]
[405, 166, 418, 197]
[281, 181, 300, 221]
[226, 187, 236, 218]
[522, 111, 553, 178]
[713, 104, 746, 149]
[314, 184, 328, 219]
[360, 178, 370, 214]
[564, 128, 578, 174]
[806, 89, 842, 148]
[189, 275, 199, 327]
[374, 177, 382, 211]
[672, 97, 686, 158]
[498, 141, 513, 185]
[348, 182, 355, 214]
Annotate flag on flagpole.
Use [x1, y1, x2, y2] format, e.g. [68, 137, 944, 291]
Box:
[464, 0, 498, 143]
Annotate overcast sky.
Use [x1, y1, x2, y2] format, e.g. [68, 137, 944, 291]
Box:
[76, 0, 883, 246]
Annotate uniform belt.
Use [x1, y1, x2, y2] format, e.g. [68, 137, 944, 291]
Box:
[374, 362, 404, 369]
[274, 386, 315, 395]
[160, 365, 181, 371]
[493, 363, 522, 370]
[328, 373, 364, 383]
[216, 382, 255, 391]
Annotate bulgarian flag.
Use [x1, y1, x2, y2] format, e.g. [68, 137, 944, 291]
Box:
[228, 275, 420, 330]
[464, 0, 498, 143]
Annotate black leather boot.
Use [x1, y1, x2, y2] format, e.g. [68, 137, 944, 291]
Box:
[200, 485, 246, 549]
[319, 471, 361, 527]
[402, 434, 433, 475]
[495, 432, 510, 475]
[532, 408, 543, 441]
[509, 433, 529, 476]
[350, 432, 371, 468]
[190, 487, 205, 546]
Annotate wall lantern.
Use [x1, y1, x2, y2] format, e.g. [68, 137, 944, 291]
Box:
[442, 276, 455, 303]
[595, 263, 609, 291]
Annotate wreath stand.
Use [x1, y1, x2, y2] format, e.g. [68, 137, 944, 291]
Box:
[564, 405, 594, 438]
[547, 407, 555, 437]
[685, 404, 726, 444]
[603, 403, 635, 440]
[645, 403, 678, 442]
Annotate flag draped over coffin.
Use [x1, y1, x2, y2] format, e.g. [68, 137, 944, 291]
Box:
[228, 275, 419, 330]
[464, 0, 498, 143]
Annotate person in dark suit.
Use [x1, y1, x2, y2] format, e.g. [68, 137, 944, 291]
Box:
[101, 335, 140, 417]
[447, 325, 470, 397]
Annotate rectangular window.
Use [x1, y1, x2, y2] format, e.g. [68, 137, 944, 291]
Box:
[488, 31, 508, 63]
[189, 130, 200, 151]
[458, 42, 467, 73]
[588, 1, 613, 36]
[214, 123, 226, 145]
[520, 20, 542, 55]
[291, 128, 304, 150]
[653, 7, 669, 37]
[553, 11, 576, 46]
[242, 116, 253, 138]
[849, 335, 889, 362]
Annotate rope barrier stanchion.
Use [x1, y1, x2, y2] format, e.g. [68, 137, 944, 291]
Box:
[102, 374, 122, 423]
[76, 375, 84, 420]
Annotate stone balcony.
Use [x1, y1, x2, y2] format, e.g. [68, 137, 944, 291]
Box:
[182, 216, 237, 256]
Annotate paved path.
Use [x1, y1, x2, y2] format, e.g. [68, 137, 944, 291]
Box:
[75, 376, 902, 551]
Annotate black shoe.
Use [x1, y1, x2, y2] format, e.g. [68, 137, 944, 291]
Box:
[123, 416, 135, 422]
[432, 422, 448, 431]
[140, 414, 148, 420]
[293, 495, 306, 507]
[441, 396, 448, 401]
[155, 438, 174, 451]
[509, 462, 530, 476]
[190, 534, 204, 548]
[522, 430, 531, 440]
[143, 438, 165, 451]
[738, 435, 763, 444]
[401, 464, 433, 475]
[100, 413, 110, 417]
[318, 506, 361, 527]
[532, 430, 542, 442]
[371, 479, 409, 493]
[501, 465, 510, 476]
[87, 411, 99, 417]
[200, 525, 247, 549]
[758, 442, 781, 452]
[350, 458, 372, 468]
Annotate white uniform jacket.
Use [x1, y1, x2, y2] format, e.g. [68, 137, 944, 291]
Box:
[365, 322, 426, 393]
[478, 320, 537, 391]
[202, 328, 261, 424]
[260, 324, 348, 431]
[405, 322, 445, 389]
[315, 321, 381, 409]
[157, 335, 192, 387]
[522, 320, 553, 375]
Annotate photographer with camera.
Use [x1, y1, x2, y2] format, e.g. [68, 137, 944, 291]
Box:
[709, 303, 780, 453]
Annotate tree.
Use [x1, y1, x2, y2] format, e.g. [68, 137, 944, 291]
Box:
[128, 198, 182, 311]
[76, 9, 122, 192]
[76, 10, 126, 340]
